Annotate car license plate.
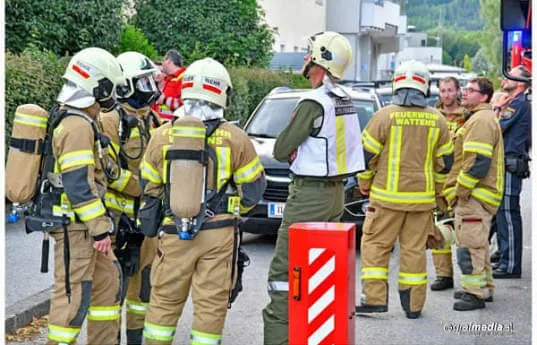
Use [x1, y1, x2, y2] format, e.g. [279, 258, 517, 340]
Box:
[268, 202, 285, 218]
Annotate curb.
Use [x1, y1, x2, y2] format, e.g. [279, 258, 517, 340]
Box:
[5, 287, 52, 334]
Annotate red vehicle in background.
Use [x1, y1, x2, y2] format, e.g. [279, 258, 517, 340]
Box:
[502, 0, 532, 81]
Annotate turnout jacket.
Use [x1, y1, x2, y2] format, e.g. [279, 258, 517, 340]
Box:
[443, 103, 504, 214]
[358, 104, 453, 212]
[437, 105, 465, 134]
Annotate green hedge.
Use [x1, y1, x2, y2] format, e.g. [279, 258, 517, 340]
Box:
[5, 49, 309, 149]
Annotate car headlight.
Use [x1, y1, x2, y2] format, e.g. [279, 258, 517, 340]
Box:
[361, 200, 370, 214]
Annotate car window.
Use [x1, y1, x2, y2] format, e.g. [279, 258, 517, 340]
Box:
[378, 94, 393, 106]
[245, 97, 377, 138]
[427, 95, 439, 107]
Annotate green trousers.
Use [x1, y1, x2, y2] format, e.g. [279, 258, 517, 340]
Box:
[262, 178, 344, 345]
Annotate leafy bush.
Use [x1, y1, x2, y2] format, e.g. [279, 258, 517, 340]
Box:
[116, 24, 160, 60]
[6, 0, 125, 55]
[133, 0, 274, 67]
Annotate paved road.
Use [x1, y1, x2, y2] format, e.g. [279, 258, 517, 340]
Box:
[6, 180, 532, 344]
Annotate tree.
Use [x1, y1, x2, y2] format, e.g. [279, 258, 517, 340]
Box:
[6, 0, 126, 55]
[463, 54, 472, 72]
[479, 0, 502, 74]
[116, 24, 160, 60]
[133, 0, 274, 67]
[471, 48, 490, 74]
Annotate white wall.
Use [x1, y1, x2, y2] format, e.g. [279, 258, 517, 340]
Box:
[259, 0, 326, 52]
[397, 47, 443, 65]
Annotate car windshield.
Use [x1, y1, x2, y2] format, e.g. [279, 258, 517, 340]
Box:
[246, 97, 377, 138]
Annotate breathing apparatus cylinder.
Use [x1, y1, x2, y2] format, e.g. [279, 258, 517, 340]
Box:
[6, 104, 49, 204]
[169, 115, 207, 239]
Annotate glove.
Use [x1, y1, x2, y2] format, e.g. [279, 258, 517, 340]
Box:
[124, 241, 142, 276]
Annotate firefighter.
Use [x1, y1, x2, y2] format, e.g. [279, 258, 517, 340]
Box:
[139, 57, 266, 345]
[46, 47, 126, 345]
[356, 60, 453, 319]
[444, 77, 503, 311]
[150, 49, 187, 122]
[99, 51, 161, 344]
[430, 76, 465, 291]
[263, 31, 364, 344]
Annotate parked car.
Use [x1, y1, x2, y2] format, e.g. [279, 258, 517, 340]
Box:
[240, 86, 381, 245]
[375, 85, 440, 107]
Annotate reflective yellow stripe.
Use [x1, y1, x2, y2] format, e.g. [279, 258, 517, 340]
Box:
[52, 205, 76, 221]
[461, 273, 486, 287]
[370, 186, 434, 204]
[496, 149, 504, 197]
[457, 171, 479, 189]
[58, 150, 94, 170]
[215, 146, 231, 190]
[443, 186, 456, 203]
[362, 129, 383, 154]
[432, 242, 452, 254]
[143, 322, 176, 342]
[471, 188, 502, 208]
[399, 272, 427, 285]
[141, 160, 162, 184]
[104, 191, 135, 217]
[361, 267, 389, 280]
[436, 140, 454, 157]
[130, 127, 140, 138]
[425, 128, 440, 192]
[358, 169, 374, 180]
[73, 199, 106, 222]
[162, 145, 170, 183]
[109, 169, 132, 191]
[335, 116, 347, 174]
[48, 324, 80, 343]
[126, 299, 148, 315]
[87, 305, 121, 321]
[191, 329, 222, 345]
[387, 126, 403, 192]
[109, 141, 120, 160]
[434, 172, 447, 184]
[14, 112, 48, 128]
[234, 156, 263, 184]
[172, 126, 206, 139]
[463, 141, 493, 157]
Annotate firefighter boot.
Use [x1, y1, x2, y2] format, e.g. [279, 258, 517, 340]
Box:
[127, 328, 143, 345]
[454, 290, 493, 302]
[430, 277, 454, 291]
[453, 292, 485, 311]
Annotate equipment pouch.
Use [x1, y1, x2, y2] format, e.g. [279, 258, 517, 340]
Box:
[137, 196, 162, 237]
[506, 155, 530, 179]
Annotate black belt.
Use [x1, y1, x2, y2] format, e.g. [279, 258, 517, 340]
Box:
[293, 177, 344, 188]
[161, 218, 235, 234]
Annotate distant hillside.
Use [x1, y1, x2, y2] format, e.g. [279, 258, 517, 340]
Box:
[406, 0, 483, 31]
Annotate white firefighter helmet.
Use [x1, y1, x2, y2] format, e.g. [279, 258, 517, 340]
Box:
[181, 57, 232, 109]
[307, 31, 352, 80]
[58, 47, 126, 111]
[436, 218, 455, 246]
[393, 60, 431, 96]
[116, 51, 160, 108]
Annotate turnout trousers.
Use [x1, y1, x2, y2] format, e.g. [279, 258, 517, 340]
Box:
[143, 226, 234, 345]
[359, 205, 432, 314]
[455, 197, 495, 298]
[262, 178, 344, 345]
[47, 230, 122, 345]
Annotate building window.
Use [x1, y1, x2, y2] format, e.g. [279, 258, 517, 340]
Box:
[421, 39, 426, 47]
[280, 44, 286, 52]
[315, 0, 323, 5]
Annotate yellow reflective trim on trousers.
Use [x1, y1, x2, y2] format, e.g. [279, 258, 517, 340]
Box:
[457, 171, 479, 189]
[48, 324, 81, 343]
[14, 112, 48, 128]
[87, 305, 121, 321]
[471, 188, 502, 208]
[432, 242, 452, 254]
[141, 160, 162, 184]
[496, 148, 504, 196]
[399, 272, 427, 285]
[191, 330, 222, 345]
[58, 150, 94, 170]
[361, 267, 389, 280]
[436, 140, 454, 157]
[335, 116, 347, 175]
[162, 145, 170, 183]
[370, 186, 435, 204]
[104, 191, 135, 217]
[443, 186, 456, 203]
[215, 146, 231, 190]
[73, 199, 106, 222]
[109, 168, 132, 191]
[234, 156, 263, 184]
[172, 126, 206, 139]
[434, 172, 447, 184]
[143, 322, 176, 342]
[425, 128, 440, 192]
[387, 126, 403, 192]
[362, 129, 383, 154]
[126, 299, 148, 315]
[461, 273, 486, 287]
[463, 141, 493, 157]
[358, 169, 374, 180]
